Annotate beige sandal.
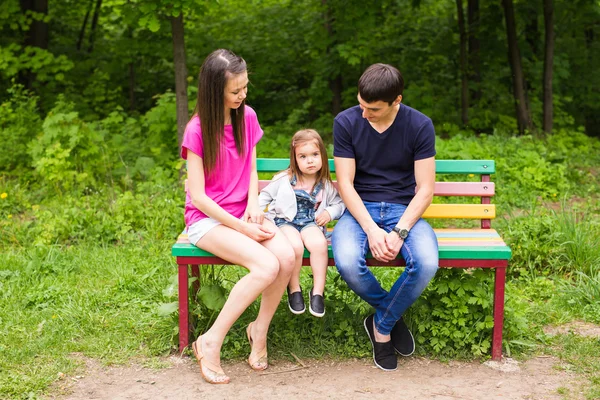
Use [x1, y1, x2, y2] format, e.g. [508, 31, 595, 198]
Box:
[246, 322, 268, 371]
[191, 335, 230, 384]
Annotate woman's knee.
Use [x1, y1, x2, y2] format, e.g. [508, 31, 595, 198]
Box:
[252, 253, 280, 284]
[278, 248, 296, 276]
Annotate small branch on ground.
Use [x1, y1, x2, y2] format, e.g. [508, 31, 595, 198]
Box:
[290, 352, 306, 368]
[258, 352, 308, 376]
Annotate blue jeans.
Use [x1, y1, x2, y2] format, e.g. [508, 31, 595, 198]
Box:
[331, 201, 439, 335]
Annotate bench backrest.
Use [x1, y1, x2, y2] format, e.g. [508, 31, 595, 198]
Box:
[257, 158, 496, 229]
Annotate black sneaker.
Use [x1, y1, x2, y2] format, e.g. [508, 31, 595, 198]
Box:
[309, 288, 325, 317]
[391, 317, 415, 356]
[287, 287, 305, 314]
[364, 314, 397, 371]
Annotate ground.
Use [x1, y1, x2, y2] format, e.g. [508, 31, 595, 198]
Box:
[50, 354, 585, 400]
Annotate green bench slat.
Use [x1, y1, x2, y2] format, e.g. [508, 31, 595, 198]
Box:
[256, 159, 496, 174]
[172, 242, 511, 260]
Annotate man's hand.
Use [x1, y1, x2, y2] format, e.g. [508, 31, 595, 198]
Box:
[367, 226, 396, 262]
[315, 210, 332, 226]
[384, 231, 403, 259]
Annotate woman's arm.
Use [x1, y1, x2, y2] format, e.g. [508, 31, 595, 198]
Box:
[243, 148, 265, 224]
[187, 149, 273, 241]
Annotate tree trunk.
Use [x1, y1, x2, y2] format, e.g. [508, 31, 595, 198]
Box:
[171, 13, 189, 147]
[501, 0, 533, 134]
[77, 0, 94, 51]
[583, 27, 599, 137]
[19, 0, 48, 89]
[457, 0, 469, 126]
[542, 0, 554, 133]
[87, 0, 102, 53]
[20, 0, 48, 49]
[323, 0, 342, 116]
[467, 0, 481, 101]
[329, 75, 342, 117]
[127, 26, 135, 111]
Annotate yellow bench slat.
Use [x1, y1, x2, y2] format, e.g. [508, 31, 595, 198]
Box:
[423, 204, 496, 219]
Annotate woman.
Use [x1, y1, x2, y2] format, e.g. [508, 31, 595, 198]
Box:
[181, 49, 295, 384]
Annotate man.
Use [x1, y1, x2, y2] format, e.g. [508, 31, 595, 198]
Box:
[331, 63, 439, 371]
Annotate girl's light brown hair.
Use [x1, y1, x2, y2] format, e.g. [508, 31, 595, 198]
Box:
[288, 129, 331, 190]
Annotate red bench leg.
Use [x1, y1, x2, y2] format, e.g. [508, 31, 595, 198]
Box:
[492, 266, 507, 360]
[178, 263, 189, 354]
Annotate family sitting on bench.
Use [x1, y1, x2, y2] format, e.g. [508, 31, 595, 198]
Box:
[182, 48, 438, 384]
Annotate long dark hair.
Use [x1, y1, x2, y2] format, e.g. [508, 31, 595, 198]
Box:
[194, 49, 247, 174]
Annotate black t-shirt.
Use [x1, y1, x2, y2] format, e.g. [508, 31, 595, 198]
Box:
[333, 104, 436, 205]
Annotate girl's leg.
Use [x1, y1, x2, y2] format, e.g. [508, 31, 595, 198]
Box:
[300, 226, 328, 295]
[279, 225, 304, 292]
[193, 222, 293, 376]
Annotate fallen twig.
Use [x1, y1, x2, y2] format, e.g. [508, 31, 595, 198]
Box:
[259, 366, 306, 376]
[290, 352, 306, 368]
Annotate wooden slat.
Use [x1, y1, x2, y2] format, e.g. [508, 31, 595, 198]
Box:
[434, 182, 495, 196]
[173, 243, 511, 260]
[434, 160, 495, 174]
[423, 204, 496, 219]
[259, 180, 495, 197]
[173, 228, 511, 260]
[257, 159, 496, 174]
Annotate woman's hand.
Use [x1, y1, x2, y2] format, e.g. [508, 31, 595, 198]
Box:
[239, 220, 275, 242]
[315, 210, 332, 226]
[243, 203, 265, 225]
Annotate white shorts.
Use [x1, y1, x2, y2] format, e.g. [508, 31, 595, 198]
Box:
[187, 217, 223, 246]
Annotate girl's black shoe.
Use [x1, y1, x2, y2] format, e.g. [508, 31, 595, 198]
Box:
[287, 287, 305, 314]
[309, 288, 325, 317]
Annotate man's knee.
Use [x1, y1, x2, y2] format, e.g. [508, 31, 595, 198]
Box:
[412, 257, 439, 283]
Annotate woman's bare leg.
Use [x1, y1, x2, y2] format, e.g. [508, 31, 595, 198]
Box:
[279, 225, 304, 293]
[193, 221, 293, 375]
[247, 220, 296, 360]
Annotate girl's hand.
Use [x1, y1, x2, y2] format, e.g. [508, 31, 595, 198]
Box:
[243, 203, 265, 225]
[315, 210, 332, 226]
[240, 221, 275, 242]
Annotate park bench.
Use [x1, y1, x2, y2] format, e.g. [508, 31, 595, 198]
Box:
[172, 158, 512, 360]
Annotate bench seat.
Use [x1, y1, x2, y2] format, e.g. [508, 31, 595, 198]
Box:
[173, 228, 511, 266]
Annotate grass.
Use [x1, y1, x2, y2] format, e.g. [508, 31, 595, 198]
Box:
[0, 243, 176, 398]
[1, 179, 599, 398]
[2, 240, 599, 398]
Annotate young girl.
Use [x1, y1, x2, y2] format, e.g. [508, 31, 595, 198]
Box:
[259, 129, 345, 317]
[182, 49, 295, 384]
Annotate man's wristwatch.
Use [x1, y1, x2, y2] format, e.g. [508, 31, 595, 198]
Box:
[392, 227, 409, 240]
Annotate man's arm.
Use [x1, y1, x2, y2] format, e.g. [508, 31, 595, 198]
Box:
[385, 156, 436, 257]
[335, 156, 396, 262]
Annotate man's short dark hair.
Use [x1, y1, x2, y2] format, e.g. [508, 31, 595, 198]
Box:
[358, 63, 404, 105]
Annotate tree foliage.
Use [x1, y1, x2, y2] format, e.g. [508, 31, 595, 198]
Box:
[0, 0, 599, 143]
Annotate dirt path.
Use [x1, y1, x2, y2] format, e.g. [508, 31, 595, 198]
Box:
[50, 354, 583, 400]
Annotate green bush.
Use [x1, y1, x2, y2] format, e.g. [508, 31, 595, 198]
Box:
[0, 84, 41, 175]
[29, 96, 109, 192]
